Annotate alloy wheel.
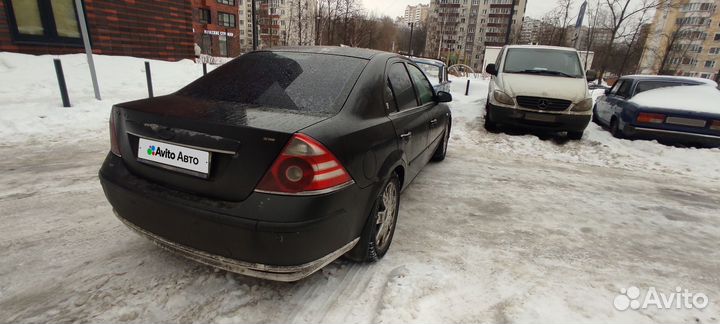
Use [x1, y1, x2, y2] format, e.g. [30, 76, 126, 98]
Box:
[375, 180, 398, 250]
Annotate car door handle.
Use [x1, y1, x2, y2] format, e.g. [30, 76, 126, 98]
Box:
[400, 132, 412, 140]
[429, 118, 438, 126]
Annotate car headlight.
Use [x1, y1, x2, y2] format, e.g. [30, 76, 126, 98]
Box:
[493, 90, 515, 106]
[571, 98, 593, 112]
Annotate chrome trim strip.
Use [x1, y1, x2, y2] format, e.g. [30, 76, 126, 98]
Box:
[127, 131, 237, 155]
[634, 127, 720, 139]
[115, 212, 359, 282]
[254, 180, 355, 196]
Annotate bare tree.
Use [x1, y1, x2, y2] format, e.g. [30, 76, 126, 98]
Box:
[596, 0, 661, 81]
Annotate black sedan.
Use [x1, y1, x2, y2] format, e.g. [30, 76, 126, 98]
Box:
[594, 75, 720, 147]
[99, 47, 452, 281]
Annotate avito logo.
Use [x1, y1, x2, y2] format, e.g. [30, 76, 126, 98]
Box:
[146, 145, 199, 165]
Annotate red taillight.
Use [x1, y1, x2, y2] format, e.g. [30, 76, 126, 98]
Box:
[255, 133, 353, 195]
[109, 110, 121, 157]
[637, 112, 666, 124]
[711, 120, 720, 131]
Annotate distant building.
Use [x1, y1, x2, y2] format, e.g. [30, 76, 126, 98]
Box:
[192, 0, 242, 58]
[0, 0, 194, 61]
[403, 4, 430, 27]
[254, 0, 317, 48]
[568, 26, 613, 50]
[639, 0, 720, 81]
[424, 0, 527, 70]
[518, 17, 541, 44]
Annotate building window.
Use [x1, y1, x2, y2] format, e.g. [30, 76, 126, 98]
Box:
[4, 0, 82, 45]
[219, 35, 228, 57]
[217, 0, 235, 5]
[705, 60, 716, 68]
[218, 12, 236, 27]
[201, 34, 212, 55]
[199, 8, 211, 24]
[715, 33, 720, 41]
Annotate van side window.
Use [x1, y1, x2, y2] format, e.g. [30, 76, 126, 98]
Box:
[388, 63, 419, 111]
[495, 48, 504, 68]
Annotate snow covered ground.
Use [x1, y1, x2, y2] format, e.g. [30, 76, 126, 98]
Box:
[1, 53, 719, 323]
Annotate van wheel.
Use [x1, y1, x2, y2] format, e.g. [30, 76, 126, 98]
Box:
[484, 100, 499, 133]
[592, 105, 600, 124]
[431, 123, 450, 162]
[610, 118, 623, 139]
[345, 173, 400, 262]
[568, 131, 584, 140]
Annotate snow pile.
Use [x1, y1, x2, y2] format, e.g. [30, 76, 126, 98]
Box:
[0, 52, 213, 144]
[629, 85, 720, 113]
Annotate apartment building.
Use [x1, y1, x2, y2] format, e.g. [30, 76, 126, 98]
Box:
[568, 26, 613, 50]
[403, 4, 431, 26]
[639, 0, 720, 81]
[254, 0, 316, 48]
[192, 0, 242, 57]
[424, 0, 527, 69]
[518, 16, 540, 44]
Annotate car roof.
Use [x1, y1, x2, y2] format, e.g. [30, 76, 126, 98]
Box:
[410, 57, 446, 67]
[620, 75, 717, 86]
[260, 46, 390, 60]
[504, 45, 578, 52]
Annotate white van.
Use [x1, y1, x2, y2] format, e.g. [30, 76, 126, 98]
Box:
[484, 45, 597, 140]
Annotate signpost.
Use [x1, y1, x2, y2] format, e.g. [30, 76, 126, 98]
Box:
[74, 0, 101, 100]
[573, 1, 588, 49]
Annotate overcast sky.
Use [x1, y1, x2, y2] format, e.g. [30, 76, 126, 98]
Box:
[361, 0, 588, 20]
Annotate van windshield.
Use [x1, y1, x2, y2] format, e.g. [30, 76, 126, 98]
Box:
[503, 48, 584, 78]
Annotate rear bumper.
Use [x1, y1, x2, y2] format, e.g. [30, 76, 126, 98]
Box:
[116, 212, 358, 282]
[624, 125, 720, 147]
[99, 153, 375, 281]
[487, 102, 591, 132]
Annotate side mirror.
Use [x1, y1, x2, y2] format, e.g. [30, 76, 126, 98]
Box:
[436, 91, 452, 103]
[586, 70, 598, 82]
[485, 63, 498, 76]
[604, 88, 611, 95]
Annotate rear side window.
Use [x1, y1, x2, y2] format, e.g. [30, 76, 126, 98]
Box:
[616, 81, 633, 98]
[407, 64, 435, 105]
[178, 52, 367, 114]
[388, 63, 418, 111]
[634, 81, 685, 95]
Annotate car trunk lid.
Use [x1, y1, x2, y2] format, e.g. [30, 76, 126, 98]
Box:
[114, 94, 331, 202]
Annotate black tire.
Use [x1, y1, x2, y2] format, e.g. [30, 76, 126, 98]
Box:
[345, 173, 401, 262]
[610, 117, 623, 139]
[431, 122, 450, 162]
[484, 100, 499, 133]
[592, 105, 600, 124]
[568, 131, 584, 140]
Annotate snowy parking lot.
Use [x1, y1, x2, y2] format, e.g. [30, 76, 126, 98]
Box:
[1, 54, 719, 323]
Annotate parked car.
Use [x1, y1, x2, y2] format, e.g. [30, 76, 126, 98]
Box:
[594, 75, 720, 147]
[588, 83, 610, 91]
[98, 47, 453, 281]
[412, 57, 451, 93]
[484, 45, 597, 140]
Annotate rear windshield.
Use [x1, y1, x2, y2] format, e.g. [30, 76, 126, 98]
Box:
[178, 52, 367, 114]
[634, 81, 695, 95]
[503, 48, 584, 78]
